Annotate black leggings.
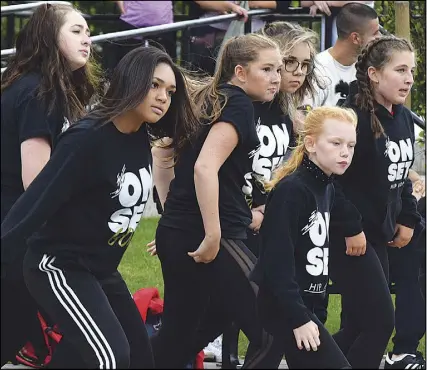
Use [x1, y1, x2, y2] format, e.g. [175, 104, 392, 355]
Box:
[151, 225, 276, 369]
[23, 249, 154, 369]
[329, 236, 395, 369]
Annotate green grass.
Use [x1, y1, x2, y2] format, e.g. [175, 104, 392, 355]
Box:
[120, 217, 426, 358]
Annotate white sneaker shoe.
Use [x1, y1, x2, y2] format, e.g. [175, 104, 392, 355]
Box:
[203, 335, 222, 363]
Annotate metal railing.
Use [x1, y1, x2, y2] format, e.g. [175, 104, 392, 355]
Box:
[1, 1, 71, 15]
[1, 8, 325, 60]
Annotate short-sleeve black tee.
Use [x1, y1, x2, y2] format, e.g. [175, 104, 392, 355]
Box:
[248, 100, 294, 207]
[1, 73, 67, 220]
[159, 84, 260, 239]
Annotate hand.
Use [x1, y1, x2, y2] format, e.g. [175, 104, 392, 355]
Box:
[227, 2, 249, 22]
[249, 209, 264, 233]
[188, 235, 220, 263]
[313, 1, 331, 16]
[146, 239, 157, 256]
[412, 180, 425, 200]
[388, 224, 414, 248]
[293, 321, 321, 351]
[345, 231, 367, 256]
[309, 4, 318, 16]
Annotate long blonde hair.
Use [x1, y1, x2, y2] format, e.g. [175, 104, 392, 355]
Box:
[266, 106, 358, 190]
[188, 33, 280, 125]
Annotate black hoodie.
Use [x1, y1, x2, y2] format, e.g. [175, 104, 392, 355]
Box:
[332, 81, 420, 244]
[251, 156, 334, 329]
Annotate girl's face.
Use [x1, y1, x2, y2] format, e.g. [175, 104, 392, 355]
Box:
[306, 118, 357, 176]
[280, 42, 312, 93]
[135, 62, 176, 124]
[239, 47, 282, 102]
[58, 10, 92, 71]
[369, 50, 415, 110]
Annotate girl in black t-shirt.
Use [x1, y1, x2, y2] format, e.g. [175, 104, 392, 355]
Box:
[246, 21, 324, 255]
[1, 46, 198, 369]
[1, 4, 101, 366]
[221, 22, 325, 364]
[250, 106, 357, 369]
[150, 34, 283, 368]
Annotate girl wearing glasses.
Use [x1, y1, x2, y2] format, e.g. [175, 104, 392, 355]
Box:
[245, 21, 324, 258]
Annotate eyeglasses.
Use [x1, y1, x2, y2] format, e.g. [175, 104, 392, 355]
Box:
[283, 58, 314, 75]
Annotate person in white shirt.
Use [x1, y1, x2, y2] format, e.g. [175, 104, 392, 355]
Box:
[308, 3, 380, 107]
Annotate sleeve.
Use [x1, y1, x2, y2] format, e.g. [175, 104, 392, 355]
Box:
[216, 92, 254, 146]
[274, 0, 291, 13]
[331, 180, 363, 236]
[17, 91, 61, 146]
[1, 130, 95, 266]
[397, 177, 421, 228]
[258, 186, 311, 328]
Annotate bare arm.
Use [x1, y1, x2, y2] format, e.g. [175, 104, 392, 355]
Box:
[249, 1, 278, 9]
[115, 1, 125, 14]
[194, 1, 248, 20]
[20, 138, 51, 190]
[194, 121, 239, 239]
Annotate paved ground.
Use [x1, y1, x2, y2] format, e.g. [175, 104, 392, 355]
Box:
[2, 358, 387, 369]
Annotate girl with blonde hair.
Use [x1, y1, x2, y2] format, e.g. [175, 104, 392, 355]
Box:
[250, 106, 357, 369]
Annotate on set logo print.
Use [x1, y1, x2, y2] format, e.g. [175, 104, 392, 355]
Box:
[108, 164, 152, 247]
[385, 138, 413, 185]
[302, 211, 330, 277]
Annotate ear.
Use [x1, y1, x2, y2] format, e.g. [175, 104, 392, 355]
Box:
[304, 135, 316, 153]
[234, 64, 247, 83]
[349, 32, 361, 46]
[367, 66, 379, 84]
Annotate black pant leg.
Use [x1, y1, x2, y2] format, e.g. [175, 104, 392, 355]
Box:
[101, 271, 154, 369]
[0, 260, 47, 366]
[389, 221, 426, 355]
[150, 225, 212, 369]
[23, 249, 131, 369]
[329, 237, 395, 369]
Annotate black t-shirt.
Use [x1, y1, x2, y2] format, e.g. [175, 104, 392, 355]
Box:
[1, 118, 153, 274]
[1, 72, 67, 221]
[251, 156, 335, 329]
[159, 84, 260, 239]
[248, 100, 294, 208]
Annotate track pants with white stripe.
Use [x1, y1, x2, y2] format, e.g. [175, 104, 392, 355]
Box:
[151, 225, 277, 369]
[23, 248, 154, 369]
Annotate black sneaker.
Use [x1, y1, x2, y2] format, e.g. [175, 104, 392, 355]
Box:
[385, 352, 425, 369]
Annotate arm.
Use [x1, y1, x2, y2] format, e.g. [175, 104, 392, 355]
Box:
[152, 138, 175, 210]
[20, 138, 51, 190]
[396, 177, 421, 229]
[1, 132, 91, 266]
[194, 121, 239, 240]
[249, 1, 290, 12]
[194, 1, 247, 15]
[260, 193, 311, 328]
[115, 1, 125, 14]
